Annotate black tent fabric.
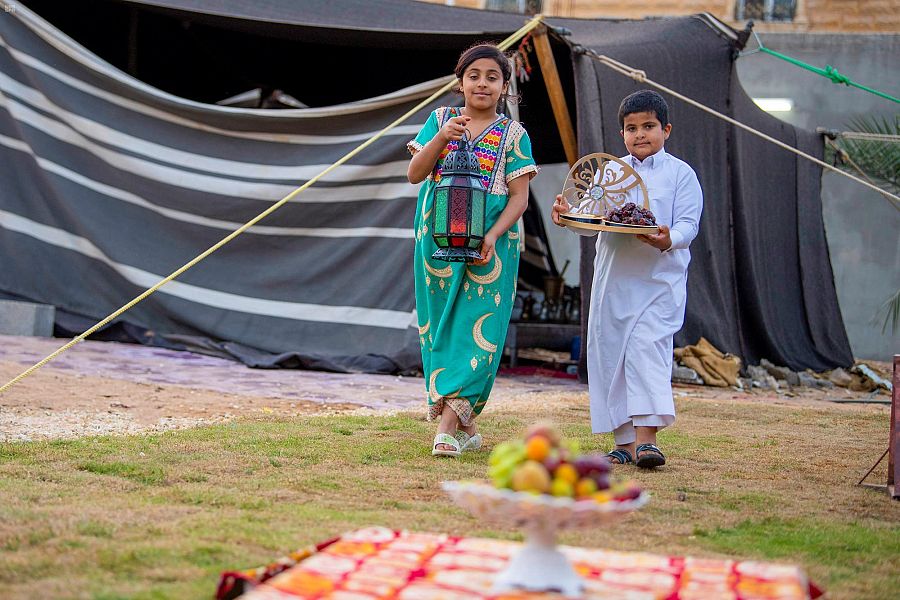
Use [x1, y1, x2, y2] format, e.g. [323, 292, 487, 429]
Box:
[562, 16, 852, 372]
[0, 3, 463, 373]
[117, 0, 528, 36]
[0, 1, 852, 375]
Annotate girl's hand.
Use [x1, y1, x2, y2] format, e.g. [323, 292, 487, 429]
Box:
[440, 115, 471, 143]
[551, 194, 571, 226]
[637, 224, 672, 251]
[472, 231, 498, 266]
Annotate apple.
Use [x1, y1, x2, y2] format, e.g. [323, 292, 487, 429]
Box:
[525, 422, 561, 446]
[550, 478, 575, 497]
[612, 481, 642, 502]
[574, 477, 598, 498]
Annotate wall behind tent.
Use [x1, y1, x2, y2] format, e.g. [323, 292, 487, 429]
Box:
[736, 33, 900, 361]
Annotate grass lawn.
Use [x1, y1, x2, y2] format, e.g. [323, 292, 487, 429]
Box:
[1, 390, 898, 599]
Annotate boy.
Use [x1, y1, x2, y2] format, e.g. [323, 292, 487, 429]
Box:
[551, 90, 703, 468]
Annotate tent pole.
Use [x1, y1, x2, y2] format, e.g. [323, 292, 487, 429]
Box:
[891, 355, 899, 499]
[533, 25, 578, 165]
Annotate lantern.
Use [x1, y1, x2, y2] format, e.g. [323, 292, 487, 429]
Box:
[431, 133, 486, 262]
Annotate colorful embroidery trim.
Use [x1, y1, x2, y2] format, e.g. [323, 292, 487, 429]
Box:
[433, 108, 509, 190]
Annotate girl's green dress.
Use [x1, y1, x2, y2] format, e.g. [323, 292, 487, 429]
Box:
[407, 107, 538, 425]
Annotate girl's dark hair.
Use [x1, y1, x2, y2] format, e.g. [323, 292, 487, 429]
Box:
[454, 43, 517, 112]
[617, 89, 670, 128]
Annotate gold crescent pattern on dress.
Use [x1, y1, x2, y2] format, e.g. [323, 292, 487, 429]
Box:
[466, 252, 502, 285]
[422, 208, 432, 238]
[418, 320, 430, 335]
[428, 368, 443, 403]
[473, 313, 498, 353]
[513, 129, 528, 160]
[428, 367, 460, 404]
[424, 258, 453, 278]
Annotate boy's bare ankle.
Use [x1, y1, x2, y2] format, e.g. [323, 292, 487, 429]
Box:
[634, 426, 658, 448]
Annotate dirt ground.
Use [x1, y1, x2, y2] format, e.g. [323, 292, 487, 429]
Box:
[0, 334, 585, 441]
[0, 333, 893, 443]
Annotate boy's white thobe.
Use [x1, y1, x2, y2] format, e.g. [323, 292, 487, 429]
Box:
[586, 148, 703, 442]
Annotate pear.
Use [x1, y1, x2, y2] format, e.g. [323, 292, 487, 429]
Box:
[510, 460, 551, 494]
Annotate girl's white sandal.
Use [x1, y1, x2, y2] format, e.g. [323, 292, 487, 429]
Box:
[431, 433, 461, 457]
[455, 430, 483, 452]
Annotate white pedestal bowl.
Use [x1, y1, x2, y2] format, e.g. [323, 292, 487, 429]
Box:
[442, 480, 649, 596]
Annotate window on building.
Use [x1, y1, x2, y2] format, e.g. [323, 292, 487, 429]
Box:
[485, 0, 543, 14]
[735, 0, 796, 22]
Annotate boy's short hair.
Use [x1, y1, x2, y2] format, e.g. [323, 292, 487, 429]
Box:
[618, 90, 669, 128]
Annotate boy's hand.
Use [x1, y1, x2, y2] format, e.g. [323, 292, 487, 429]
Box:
[637, 224, 672, 251]
[551, 194, 571, 226]
[440, 115, 471, 143]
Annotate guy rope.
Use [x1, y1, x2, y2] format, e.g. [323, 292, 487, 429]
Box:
[569, 43, 900, 210]
[740, 30, 899, 105]
[0, 15, 546, 395]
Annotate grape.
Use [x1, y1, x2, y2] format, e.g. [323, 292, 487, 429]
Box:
[574, 453, 611, 477]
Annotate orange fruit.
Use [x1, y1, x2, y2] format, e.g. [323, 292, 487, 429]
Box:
[525, 435, 551, 461]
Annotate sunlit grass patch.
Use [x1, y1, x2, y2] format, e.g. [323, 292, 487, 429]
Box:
[0, 395, 896, 599]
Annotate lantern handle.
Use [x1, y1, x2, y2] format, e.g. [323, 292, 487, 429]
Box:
[460, 128, 473, 149]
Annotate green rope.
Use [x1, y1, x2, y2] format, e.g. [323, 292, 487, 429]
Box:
[758, 47, 899, 104]
[759, 44, 900, 104]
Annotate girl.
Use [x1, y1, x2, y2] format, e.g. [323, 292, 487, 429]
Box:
[407, 44, 538, 457]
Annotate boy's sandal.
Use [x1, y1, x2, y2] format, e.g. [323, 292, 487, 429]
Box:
[635, 443, 666, 469]
[455, 430, 483, 452]
[606, 448, 634, 465]
[431, 433, 461, 458]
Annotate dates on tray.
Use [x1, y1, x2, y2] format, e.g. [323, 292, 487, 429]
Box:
[604, 202, 657, 226]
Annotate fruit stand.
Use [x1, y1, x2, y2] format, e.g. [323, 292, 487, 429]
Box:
[216, 424, 823, 599]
